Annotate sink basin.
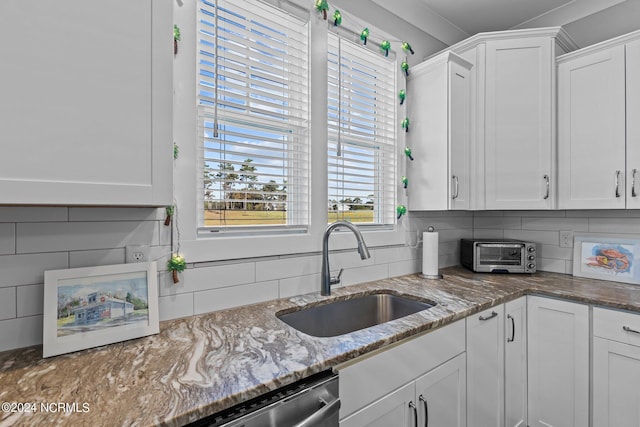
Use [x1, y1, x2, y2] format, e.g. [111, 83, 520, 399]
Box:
[277, 292, 436, 337]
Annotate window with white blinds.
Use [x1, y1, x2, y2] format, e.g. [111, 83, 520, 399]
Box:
[197, 0, 309, 229]
[328, 33, 397, 225]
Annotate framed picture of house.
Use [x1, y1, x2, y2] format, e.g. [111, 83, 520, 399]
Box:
[43, 262, 159, 358]
[572, 234, 640, 285]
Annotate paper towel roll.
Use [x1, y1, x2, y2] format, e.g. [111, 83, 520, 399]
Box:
[422, 231, 442, 278]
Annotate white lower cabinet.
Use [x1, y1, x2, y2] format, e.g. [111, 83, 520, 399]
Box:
[593, 307, 640, 427]
[466, 297, 527, 427]
[527, 296, 589, 427]
[338, 320, 466, 426]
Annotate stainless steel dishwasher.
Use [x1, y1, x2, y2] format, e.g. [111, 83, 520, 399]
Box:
[187, 370, 339, 427]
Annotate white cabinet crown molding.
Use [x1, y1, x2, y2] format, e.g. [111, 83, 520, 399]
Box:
[557, 28, 640, 63]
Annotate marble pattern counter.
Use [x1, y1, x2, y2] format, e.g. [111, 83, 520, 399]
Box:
[1, 267, 640, 426]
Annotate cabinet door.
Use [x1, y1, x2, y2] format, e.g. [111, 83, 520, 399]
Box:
[627, 39, 640, 209]
[0, 1, 173, 205]
[415, 353, 467, 427]
[504, 297, 527, 427]
[340, 382, 415, 427]
[593, 337, 640, 427]
[485, 37, 554, 209]
[466, 305, 504, 427]
[558, 45, 626, 209]
[527, 296, 589, 427]
[449, 60, 471, 210]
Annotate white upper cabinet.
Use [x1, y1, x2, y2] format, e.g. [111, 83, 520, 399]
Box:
[406, 52, 472, 211]
[451, 28, 576, 210]
[558, 30, 640, 209]
[0, 0, 173, 206]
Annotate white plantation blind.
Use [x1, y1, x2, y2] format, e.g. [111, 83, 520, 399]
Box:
[328, 33, 397, 225]
[197, 0, 309, 229]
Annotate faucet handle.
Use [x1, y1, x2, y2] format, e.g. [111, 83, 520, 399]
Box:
[330, 268, 344, 286]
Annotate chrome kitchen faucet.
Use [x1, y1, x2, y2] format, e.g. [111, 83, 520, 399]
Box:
[321, 221, 371, 296]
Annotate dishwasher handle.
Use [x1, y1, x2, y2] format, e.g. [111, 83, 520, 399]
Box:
[293, 397, 340, 427]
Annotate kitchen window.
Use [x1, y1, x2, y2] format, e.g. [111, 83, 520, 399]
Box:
[327, 32, 397, 226]
[197, 0, 310, 232]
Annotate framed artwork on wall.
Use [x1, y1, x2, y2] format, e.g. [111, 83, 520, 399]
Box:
[43, 262, 159, 358]
[572, 234, 640, 285]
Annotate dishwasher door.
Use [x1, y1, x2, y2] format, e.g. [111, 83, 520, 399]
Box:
[192, 370, 339, 427]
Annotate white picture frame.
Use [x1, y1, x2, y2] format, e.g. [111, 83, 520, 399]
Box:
[572, 234, 640, 285]
[43, 262, 159, 358]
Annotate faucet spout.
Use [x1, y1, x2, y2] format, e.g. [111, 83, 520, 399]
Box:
[321, 221, 371, 296]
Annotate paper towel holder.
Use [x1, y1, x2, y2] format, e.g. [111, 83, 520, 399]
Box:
[420, 226, 443, 280]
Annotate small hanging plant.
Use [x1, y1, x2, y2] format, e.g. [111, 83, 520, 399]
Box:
[402, 176, 409, 189]
[398, 89, 406, 105]
[168, 254, 186, 284]
[404, 147, 414, 161]
[173, 142, 179, 159]
[401, 117, 410, 133]
[401, 59, 410, 77]
[165, 205, 175, 226]
[332, 10, 342, 26]
[174, 25, 181, 55]
[397, 205, 407, 219]
[360, 28, 370, 45]
[315, 0, 329, 20]
[380, 40, 391, 57]
[402, 41, 415, 55]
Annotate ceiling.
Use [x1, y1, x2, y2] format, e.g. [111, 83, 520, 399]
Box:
[371, 0, 640, 48]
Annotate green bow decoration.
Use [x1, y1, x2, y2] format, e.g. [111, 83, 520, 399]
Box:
[165, 205, 175, 226]
[399, 89, 406, 105]
[380, 40, 391, 57]
[360, 28, 370, 45]
[333, 10, 342, 26]
[402, 176, 409, 189]
[402, 42, 414, 55]
[173, 25, 181, 55]
[315, 0, 329, 20]
[173, 143, 179, 159]
[404, 147, 414, 161]
[397, 205, 407, 219]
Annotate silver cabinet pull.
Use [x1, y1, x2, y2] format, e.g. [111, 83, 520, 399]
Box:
[419, 395, 428, 427]
[543, 174, 550, 200]
[452, 175, 459, 200]
[293, 396, 340, 427]
[409, 401, 418, 427]
[479, 311, 498, 321]
[632, 169, 638, 198]
[623, 325, 640, 335]
[507, 314, 515, 342]
[615, 170, 621, 198]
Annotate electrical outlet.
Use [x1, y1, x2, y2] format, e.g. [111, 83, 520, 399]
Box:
[560, 231, 574, 248]
[126, 245, 150, 263]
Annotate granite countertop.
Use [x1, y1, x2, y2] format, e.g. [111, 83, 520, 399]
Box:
[2, 267, 640, 426]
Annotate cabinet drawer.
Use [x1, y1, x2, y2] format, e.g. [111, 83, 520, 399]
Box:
[337, 319, 465, 419]
[594, 307, 640, 346]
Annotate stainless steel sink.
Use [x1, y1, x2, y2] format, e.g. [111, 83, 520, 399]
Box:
[277, 292, 436, 337]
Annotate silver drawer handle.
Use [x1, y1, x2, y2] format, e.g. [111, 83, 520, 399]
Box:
[479, 311, 498, 321]
[623, 326, 640, 335]
[419, 395, 428, 427]
[615, 170, 621, 198]
[409, 401, 418, 427]
[543, 174, 550, 200]
[452, 175, 459, 200]
[632, 169, 638, 198]
[293, 397, 340, 427]
[507, 314, 515, 342]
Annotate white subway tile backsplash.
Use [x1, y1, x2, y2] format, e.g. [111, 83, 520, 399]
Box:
[193, 281, 279, 315]
[167, 262, 256, 296]
[0, 252, 68, 288]
[473, 229, 504, 239]
[588, 217, 640, 233]
[17, 221, 158, 253]
[567, 209, 640, 218]
[503, 210, 567, 218]
[438, 228, 473, 243]
[0, 315, 43, 352]
[159, 293, 194, 321]
[503, 229, 560, 245]
[68, 207, 163, 222]
[16, 284, 43, 317]
[69, 248, 126, 268]
[279, 274, 321, 298]
[538, 258, 567, 274]
[255, 255, 321, 281]
[538, 245, 573, 261]
[0, 224, 15, 255]
[474, 216, 521, 229]
[374, 246, 418, 264]
[0, 207, 68, 223]
[521, 217, 588, 232]
[330, 250, 376, 270]
[0, 287, 16, 320]
[388, 259, 421, 277]
[341, 264, 389, 287]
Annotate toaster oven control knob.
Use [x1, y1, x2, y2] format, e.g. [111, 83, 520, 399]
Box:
[528, 246, 535, 253]
[528, 263, 535, 269]
[528, 255, 535, 261]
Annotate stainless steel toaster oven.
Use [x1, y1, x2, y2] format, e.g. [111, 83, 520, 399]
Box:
[461, 239, 536, 273]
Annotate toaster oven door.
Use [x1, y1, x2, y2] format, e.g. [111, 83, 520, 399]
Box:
[476, 243, 525, 271]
